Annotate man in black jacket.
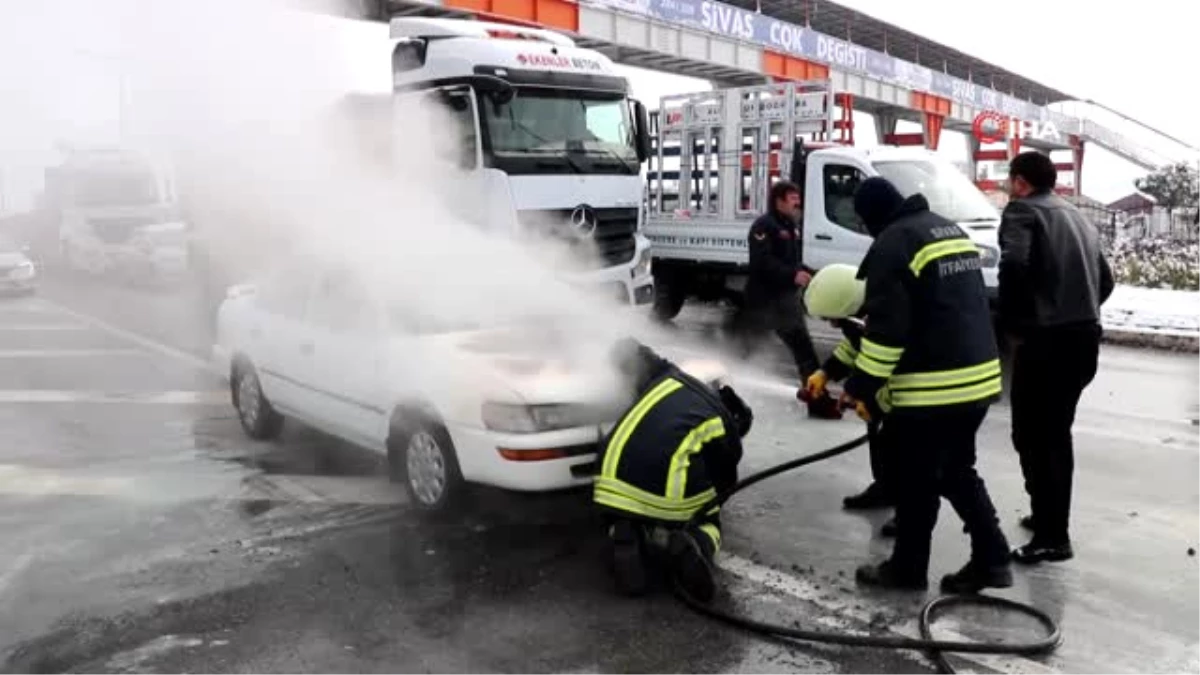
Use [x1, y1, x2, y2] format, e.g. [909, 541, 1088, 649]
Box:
[595, 338, 754, 602]
[740, 180, 840, 419]
[999, 152, 1115, 565]
[842, 177, 1011, 594]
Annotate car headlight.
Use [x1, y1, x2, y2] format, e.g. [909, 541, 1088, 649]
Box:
[482, 401, 613, 433]
[10, 261, 35, 280]
[632, 247, 652, 279]
[977, 244, 1000, 269]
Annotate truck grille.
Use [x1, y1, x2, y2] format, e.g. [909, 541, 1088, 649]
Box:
[88, 216, 157, 244]
[518, 207, 638, 268]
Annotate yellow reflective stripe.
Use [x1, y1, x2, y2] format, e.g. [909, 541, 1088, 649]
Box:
[594, 479, 716, 522]
[890, 376, 1002, 407]
[698, 523, 722, 552]
[876, 386, 893, 413]
[855, 352, 897, 378]
[833, 339, 858, 367]
[601, 378, 683, 477]
[594, 491, 694, 522]
[665, 417, 726, 500]
[909, 238, 980, 276]
[889, 360, 1002, 391]
[595, 476, 715, 512]
[860, 337, 903, 363]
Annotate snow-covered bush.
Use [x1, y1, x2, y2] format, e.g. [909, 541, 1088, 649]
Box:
[1104, 237, 1199, 291]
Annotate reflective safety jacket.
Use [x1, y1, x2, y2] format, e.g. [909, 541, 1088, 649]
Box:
[594, 365, 742, 523]
[842, 194, 1001, 413]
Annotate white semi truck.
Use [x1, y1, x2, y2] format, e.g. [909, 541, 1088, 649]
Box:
[644, 80, 1003, 320]
[42, 146, 188, 283]
[387, 17, 656, 305]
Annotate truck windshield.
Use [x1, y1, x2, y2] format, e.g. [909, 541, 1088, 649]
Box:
[71, 169, 162, 208]
[482, 88, 638, 176]
[873, 160, 999, 224]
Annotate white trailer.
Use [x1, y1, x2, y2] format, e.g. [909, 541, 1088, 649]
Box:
[644, 80, 1002, 320]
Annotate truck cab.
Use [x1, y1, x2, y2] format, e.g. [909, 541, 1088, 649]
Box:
[387, 17, 655, 306]
[48, 147, 189, 282]
[644, 80, 1001, 320]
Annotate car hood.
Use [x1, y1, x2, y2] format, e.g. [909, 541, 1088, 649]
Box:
[0, 251, 30, 267]
[399, 327, 728, 408]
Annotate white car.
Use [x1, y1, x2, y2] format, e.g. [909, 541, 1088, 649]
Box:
[0, 235, 38, 295]
[211, 260, 726, 513]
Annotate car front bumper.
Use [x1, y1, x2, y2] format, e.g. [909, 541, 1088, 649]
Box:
[449, 423, 604, 492]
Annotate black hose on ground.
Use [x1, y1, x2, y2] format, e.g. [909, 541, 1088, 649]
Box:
[676, 432, 1062, 674]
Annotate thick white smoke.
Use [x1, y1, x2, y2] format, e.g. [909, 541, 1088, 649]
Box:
[0, 0, 772, 403]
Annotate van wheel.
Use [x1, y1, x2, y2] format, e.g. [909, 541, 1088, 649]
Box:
[388, 412, 466, 514]
[231, 361, 284, 440]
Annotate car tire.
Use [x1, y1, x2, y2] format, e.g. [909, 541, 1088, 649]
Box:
[387, 411, 466, 515]
[231, 361, 284, 440]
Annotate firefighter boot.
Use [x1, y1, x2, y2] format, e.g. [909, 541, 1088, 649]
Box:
[668, 528, 716, 603]
[609, 521, 649, 597]
[940, 560, 1013, 594]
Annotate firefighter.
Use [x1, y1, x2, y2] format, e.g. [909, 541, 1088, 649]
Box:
[840, 177, 1012, 594]
[802, 264, 899, 531]
[739, 180, 841, 419]
[595, 338, 753, 602]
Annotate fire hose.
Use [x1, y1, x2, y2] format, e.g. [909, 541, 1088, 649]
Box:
[675, 431, 1062, 674]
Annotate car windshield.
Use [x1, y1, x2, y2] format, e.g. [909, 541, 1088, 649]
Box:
[482, 87, 638, 175]
[388, 304, 578, 336]
[873, 159, 999, 223]
[0, 235, 19, 252]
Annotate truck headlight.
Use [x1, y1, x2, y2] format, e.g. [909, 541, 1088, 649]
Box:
[632, 247, 652, 279]
[10, 261, 35, 280]
[482, 401, 611, 433]
[977, 244, 1000, 269]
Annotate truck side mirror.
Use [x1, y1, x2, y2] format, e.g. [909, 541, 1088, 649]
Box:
[633, 99, 652, 163]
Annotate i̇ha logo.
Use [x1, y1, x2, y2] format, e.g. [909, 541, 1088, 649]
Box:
[972, 111, 1060, 144]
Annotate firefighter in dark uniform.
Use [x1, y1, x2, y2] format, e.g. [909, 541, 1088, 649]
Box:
[841, 177, 1013, 594]
[595, 338, 753, 602]
[802, 264, 899, 533]
[740, 180, 840, 419]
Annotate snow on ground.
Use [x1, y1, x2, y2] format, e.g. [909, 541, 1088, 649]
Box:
[1103, 284, 1200, 336]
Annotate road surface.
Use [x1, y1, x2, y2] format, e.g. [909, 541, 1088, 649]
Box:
[0, 275, 1196, 673]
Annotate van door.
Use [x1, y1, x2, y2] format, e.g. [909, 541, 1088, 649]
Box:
[803, 158, 873, 270]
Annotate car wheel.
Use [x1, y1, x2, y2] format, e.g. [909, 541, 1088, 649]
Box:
[388, 413, 466, 514]
[231, 361, 284, 440]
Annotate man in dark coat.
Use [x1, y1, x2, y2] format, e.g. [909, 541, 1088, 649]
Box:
[739, 180, 840, 419]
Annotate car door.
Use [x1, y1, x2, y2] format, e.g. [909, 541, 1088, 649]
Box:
[247, 262, 316, 417]
[304, 267, 389, 450]
[804, 161, 873, 270]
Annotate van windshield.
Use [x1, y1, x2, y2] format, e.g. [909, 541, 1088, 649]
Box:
[873, 159, 999, 224]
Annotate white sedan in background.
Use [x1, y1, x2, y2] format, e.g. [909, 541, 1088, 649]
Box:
[211, 260, 726, 513]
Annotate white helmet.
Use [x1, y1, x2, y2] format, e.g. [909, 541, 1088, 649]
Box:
[804, 264, 866, 319]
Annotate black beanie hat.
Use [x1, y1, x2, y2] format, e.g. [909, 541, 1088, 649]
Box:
[854, 176, 905, 237]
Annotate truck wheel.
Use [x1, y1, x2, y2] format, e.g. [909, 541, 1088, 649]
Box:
[652, 280, 686, 321]
[387, 411, 466, 515]
[231, 361, 284, 440]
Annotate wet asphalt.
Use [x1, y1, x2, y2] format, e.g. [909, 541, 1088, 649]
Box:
[0, 272, 1196, 674]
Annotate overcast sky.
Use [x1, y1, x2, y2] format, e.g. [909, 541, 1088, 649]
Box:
[0, 0, 1194, 210]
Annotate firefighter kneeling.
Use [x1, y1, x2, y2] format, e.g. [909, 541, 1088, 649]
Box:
[595, 339, 753, 602]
